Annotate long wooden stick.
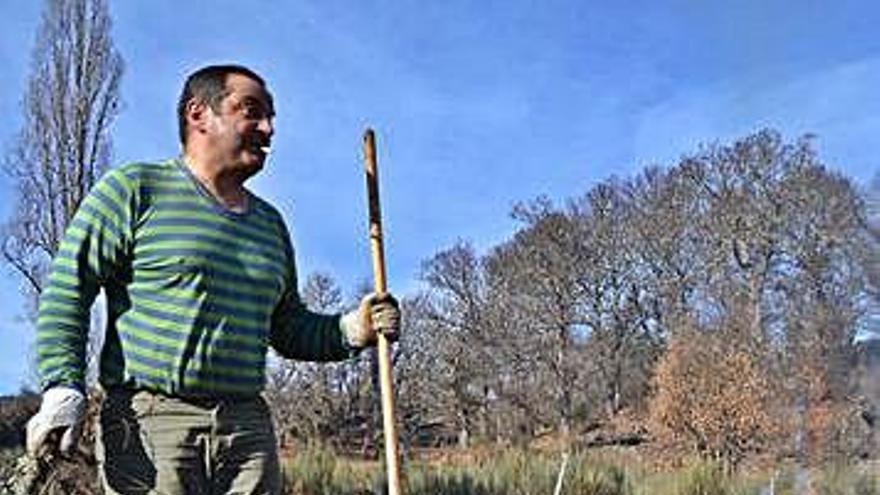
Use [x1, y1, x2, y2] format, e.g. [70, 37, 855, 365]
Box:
[363, 128, 403, 495]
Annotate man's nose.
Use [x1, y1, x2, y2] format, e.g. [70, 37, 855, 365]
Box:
[258, 117, 274, 138]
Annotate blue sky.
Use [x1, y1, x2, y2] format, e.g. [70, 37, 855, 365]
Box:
[0, 0, 878, 394]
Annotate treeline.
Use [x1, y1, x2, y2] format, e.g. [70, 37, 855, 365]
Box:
[267, 129, 879, 468]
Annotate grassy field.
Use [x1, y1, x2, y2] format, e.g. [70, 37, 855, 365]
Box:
[280, 444, 880, 495]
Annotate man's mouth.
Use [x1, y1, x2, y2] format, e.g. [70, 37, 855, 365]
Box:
[247, 140, 271, 156]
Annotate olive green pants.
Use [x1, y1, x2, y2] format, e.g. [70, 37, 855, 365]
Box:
[96, 388, 281, 495]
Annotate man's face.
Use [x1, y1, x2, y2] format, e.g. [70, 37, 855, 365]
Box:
[205, 73, 275, 177]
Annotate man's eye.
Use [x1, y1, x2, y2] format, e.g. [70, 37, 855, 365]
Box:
[242, 104, 261, 118]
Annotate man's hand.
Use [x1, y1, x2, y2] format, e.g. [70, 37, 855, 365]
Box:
[26, 387, 86, 458]
[341, 293, 401, 348]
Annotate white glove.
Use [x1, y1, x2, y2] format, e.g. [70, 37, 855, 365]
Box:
[26, 386, 86, 457]
[341, 293, 400, 348]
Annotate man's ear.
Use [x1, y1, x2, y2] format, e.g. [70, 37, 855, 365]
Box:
[185, 99, 210, 134]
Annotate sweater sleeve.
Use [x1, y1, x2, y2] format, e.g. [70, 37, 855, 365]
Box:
[35, 168, 135, 391]
[268, 228, 355, 362]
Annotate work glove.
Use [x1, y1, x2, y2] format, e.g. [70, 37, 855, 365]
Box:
[341, 292, 401, 348]
[26, 386, 86, 458]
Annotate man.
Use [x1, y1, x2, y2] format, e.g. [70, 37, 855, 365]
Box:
[25, 64, 400, 494]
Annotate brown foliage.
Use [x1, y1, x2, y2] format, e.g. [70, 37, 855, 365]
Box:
[650, 331, 783, 467]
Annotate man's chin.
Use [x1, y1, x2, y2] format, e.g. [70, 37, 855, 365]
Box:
[245, 161, 265, 177]
[233, 159, 264, 181]
[243, 152, 267, 171]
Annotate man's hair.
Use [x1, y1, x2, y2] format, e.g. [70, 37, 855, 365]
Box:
[177, 64, 268, 145]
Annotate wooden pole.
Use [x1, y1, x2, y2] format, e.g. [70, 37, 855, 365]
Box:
[363, 128, 403, 495]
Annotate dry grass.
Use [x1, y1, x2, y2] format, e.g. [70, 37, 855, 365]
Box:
[276, 444, 880, 495]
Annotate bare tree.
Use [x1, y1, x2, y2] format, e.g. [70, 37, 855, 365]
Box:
[0, 2, 122, 492]
[419, 241, 497, 447]
[393, 294, 464, 451]
[3, 0, 123, 311]
[646, 130, 870, 465]
[266, 272, 348, 448]
[866, 174, 879, 338]
[485, 199, 593, 439]
[570, 182, 663, 417]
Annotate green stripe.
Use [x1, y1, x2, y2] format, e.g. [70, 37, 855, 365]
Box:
[138, 226, 284, 256]
[134, 297, 266, 334]
[146, 207, 283, 245]
[124, 345, 263, 379]
[119, 311, 265, 347]
[133, 285, 276, 318]
[122, 324, 263, 361]
[133, 240, 286, 275]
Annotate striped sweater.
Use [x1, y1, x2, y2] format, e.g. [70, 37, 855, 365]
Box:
[36, 159, 353, 397]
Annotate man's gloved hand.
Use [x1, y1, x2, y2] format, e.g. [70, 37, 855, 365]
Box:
[26, 386, 86, 458]
[341, 292, 401, 348]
